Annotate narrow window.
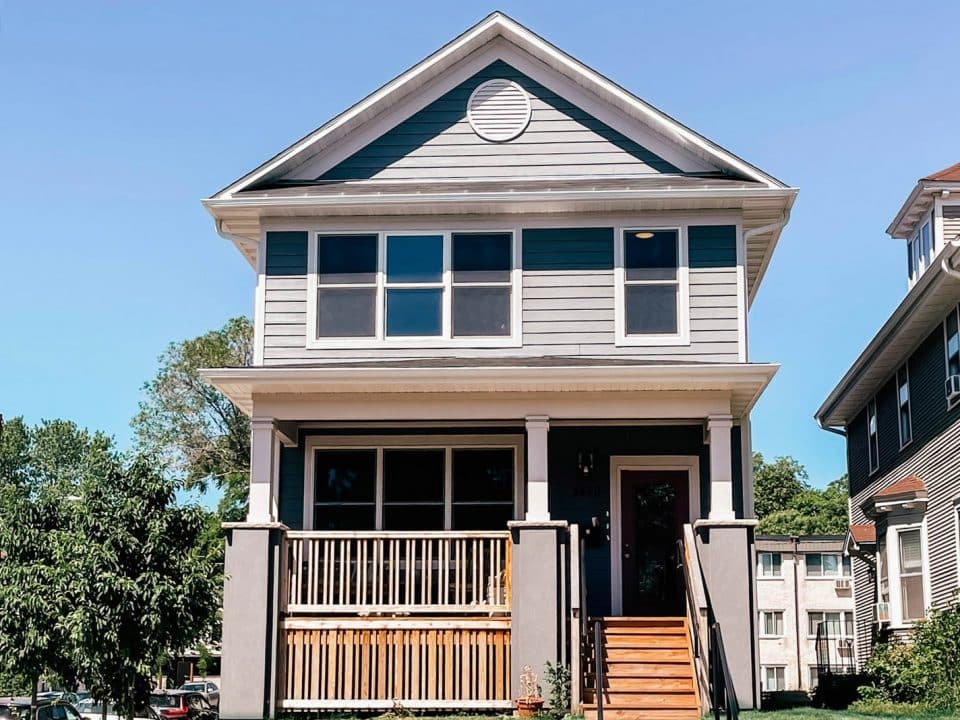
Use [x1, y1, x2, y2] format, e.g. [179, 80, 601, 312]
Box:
[867, 398, 879, 474]
[760, 611, 784, 637]
[623, 229, 680, 335]
[806, 553, 823, 577]
[809, 666, 820, 690]
[382, 449, 445, 530]
[759, 552, 782, 577]
[316, 234, 378, 337]
[897, 365, 912, 447]
[313, 449, 377, 530]
[878, 534, 890, 604]
[911, 231, 921, 279]
[451, 448, 515, 529]
[947, 306, 960, 379]
[451, 232, 512, 337]
[907, 238, 915, 280]
[921, 222, 932, 269]
[385, 234, 444, 337]
[898, 528, 925, 621]
[843, 554, 852, 576]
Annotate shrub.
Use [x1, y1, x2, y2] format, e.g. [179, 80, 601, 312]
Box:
[543, 661, 571, 715]
[859, 604, 960, 710]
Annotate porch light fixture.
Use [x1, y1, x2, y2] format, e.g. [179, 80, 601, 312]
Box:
[634, 231, 655, 239]
[577, 450, 596, 479]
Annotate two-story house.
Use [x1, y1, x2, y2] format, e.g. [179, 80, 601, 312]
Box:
[201, 13, 796, 720]
[755, 536, 855, 694]
[816, 163, 960, 667]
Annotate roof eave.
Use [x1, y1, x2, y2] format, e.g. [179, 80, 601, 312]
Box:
[887, 180, 960, 238]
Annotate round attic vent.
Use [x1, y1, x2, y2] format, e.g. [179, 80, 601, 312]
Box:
[467, 79, 532, 142]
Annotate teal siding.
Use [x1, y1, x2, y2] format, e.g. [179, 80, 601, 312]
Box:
[265, 231, 308, 276]
[317, 60, 679, 182]
[522, 228, 614, 270]
[278, 443, 305, 530]
[689, 225, 737, 268]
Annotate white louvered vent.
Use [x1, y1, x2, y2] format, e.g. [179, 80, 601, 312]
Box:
[467, 79, 532, 142]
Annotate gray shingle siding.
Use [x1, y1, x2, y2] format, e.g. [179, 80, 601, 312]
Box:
[265, 231, 308, 275]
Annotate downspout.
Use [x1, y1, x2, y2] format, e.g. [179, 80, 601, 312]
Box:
[742, 210, 791, 244]
[817, 421, 847, 438]
[793, 537, 802, 690]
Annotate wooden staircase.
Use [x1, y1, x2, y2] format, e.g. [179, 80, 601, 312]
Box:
[583, 617, 701, 720]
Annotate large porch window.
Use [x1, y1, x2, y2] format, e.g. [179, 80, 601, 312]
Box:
[304, 435, 523, 531]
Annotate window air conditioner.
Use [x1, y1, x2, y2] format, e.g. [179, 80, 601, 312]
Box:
[947, 375, 960, 403]
[875, 602, 890, 624]
[835, 577, 852, 591]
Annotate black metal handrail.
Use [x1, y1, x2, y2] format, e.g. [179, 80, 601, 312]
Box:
[710, 622, 739, 720]
[815, 620, 856, 678]
[593, 619, 604, 720]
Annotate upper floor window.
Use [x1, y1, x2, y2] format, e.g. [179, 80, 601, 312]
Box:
[898, 528, 925, 622]
[311, 231, 516, 346]
[807, 610, 854, 638]
[758, 552, 782, 578]
[867, 398, 879, 475]
[805, 553, 851, 577]
[946, 306, 960, 406]
[897, 365, 912, 447]
[907, 221, 932, 283]
[616, 228, 689, 346]
[759, 610, 784, 637]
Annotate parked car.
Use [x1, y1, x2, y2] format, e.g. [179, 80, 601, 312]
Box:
[175, 684, 217, 710]
[148, 692, 215, 720]
[36, 694, 80, 707]
[75, 699, 157, 720]
[0, 697, 83, 720]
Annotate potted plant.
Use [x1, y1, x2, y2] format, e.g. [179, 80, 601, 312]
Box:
[515, 665, 544, 717]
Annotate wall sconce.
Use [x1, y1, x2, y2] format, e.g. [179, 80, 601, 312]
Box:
[577, 450, 596, 479]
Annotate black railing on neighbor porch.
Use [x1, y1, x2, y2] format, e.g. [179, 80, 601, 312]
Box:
[815, 621, 857, 679]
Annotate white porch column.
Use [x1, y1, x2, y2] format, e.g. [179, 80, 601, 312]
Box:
[707, 414, 735, 520]
[249, 417, 280, 523]
[525, 415, 550, 521]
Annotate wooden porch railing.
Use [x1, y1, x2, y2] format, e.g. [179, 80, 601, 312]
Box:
[284, 531, 512, 614]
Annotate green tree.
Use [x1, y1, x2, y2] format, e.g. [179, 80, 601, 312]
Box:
[131, 317, 252, 522]
[754, 455, 849, 535]
[65, 453, 220, 720]
[753, 452, 809, 519]
[0, 419, 109, 713]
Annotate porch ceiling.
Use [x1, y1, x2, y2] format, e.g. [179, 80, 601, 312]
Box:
[200, 360, 778, 419]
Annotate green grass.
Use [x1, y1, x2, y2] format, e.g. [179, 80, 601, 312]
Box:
[742, 706, 960, 720]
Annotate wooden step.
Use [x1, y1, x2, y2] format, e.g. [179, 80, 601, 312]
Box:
[587, 662, 694, 678]
[583, 708, 700, 720]
[600, 625, 687, 636]
[588, 676, 695, 693]
[602, 633, 688, 648]
[603, 648, 689, 662]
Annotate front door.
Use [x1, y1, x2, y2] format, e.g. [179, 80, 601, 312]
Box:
[620, 470, 689, 616]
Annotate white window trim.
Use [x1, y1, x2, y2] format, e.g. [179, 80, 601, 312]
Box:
[304, 229, 523, 349]
[757, 551, 784, 579]
[804, 552, 852, 579]
[945, 304, 960, 411]
[897, 364, 913, 449]
[614, 225, 691, 347]
[880, 519, 932, 629]
[806, 610, 854, 639]
[301, 434, 525, 531]
[867, 397, 879, 476]
[760, 666, 786, 692]
[759, 610, 785, 638]
[907, 220, 933, 287]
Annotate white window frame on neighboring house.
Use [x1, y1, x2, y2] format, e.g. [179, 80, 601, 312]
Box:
[614, 225, 691, 347]
[807, 610, 854, 639]
[759, 610, 785, 638]
[946, 304, 960, 410]
[761, 666, 786, 692]
[878, 519, 933, 628]
[305, 229, 522, 349]
[897, 364, 912, 448]
[804, 553, 852, 578]
[867, 397, 880, 475]
[908, 220, 932, 286]
[758, 552, 783, 579]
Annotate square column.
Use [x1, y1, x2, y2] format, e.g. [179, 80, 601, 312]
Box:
[707, 414, 735, 520]
[249, 417, 281, 523]
[525, 416, 550, 521]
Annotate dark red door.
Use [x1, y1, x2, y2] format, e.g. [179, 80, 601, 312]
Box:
[620, 470, 689, 616]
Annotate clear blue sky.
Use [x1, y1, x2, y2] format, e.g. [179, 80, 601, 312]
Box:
[2, 1, 958, 489]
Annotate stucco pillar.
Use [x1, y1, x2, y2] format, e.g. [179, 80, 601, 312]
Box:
[707, 415, 735, 520]
[695, 520, 759, 710]
[525, 416, 550, 521]
[249, 418, 280, 523]
[509, 520, 569, 702]
[219, 523, 286, 720]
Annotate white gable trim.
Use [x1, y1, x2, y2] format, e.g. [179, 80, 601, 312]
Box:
[211, 13, 786, 199]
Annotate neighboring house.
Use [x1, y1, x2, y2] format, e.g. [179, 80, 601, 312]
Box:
[816, 163, 960, 667]
[755, 536, 855, 694]
[201, 13, 796, 720]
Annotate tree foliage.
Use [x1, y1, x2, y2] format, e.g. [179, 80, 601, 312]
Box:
[753, 453, 849, 535]
[0, 417, 220, 719]
[131, 317, 252, 522]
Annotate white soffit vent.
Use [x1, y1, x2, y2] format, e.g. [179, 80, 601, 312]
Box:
[467, 79, 532, 142]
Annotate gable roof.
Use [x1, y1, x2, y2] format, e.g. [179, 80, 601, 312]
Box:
[848, 524, 876, 544]
[924, 161, 960, 182]
[888, 160, 960, 237]
[212, 12, 788, 199]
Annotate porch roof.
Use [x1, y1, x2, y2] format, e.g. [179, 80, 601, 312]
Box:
[201, 360, 778, 418]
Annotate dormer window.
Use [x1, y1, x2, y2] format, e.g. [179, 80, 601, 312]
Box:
[907, 221, 932, 283]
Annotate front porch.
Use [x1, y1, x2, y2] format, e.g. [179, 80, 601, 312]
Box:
[205, 361, 772, 718]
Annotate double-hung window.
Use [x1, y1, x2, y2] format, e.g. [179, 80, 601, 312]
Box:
[805, 553, 851, 577]
[761, 666, 785, 692]
[312, 231, 516, 344]
[898, 528, 925, 622]
[759, 610, 784, 637]
[807, 611, 853, 639]
[867, 398, 879, 475]
[618, 228, 687, 343]
[758, 552, 782, 578]
[947, 305, 960, 407]
[897, 364, 912, 447]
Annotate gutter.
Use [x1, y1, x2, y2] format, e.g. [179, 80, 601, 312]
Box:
[942, 238, 960, 279]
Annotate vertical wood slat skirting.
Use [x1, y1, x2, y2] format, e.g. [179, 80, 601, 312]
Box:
[279, 620, 512, 709]
[284, 531, 511, 614]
